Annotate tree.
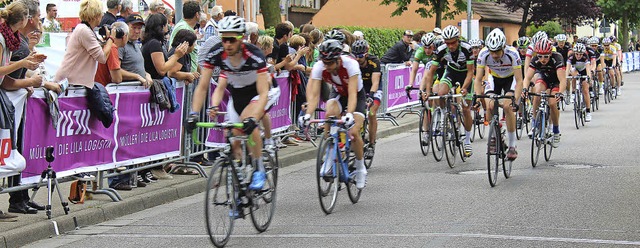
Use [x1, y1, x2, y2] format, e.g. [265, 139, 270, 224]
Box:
[377, 0, 467, 29]
[497, 0, 601, 36]
[260, 0, 282, 28]
[597, 0, 640, 52]
[527, 21, 563, 37]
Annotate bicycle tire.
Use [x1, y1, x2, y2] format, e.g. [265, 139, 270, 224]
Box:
[544, 120, 553, 162]
[431, 109, 444, 162]
[456, 107, 467, 162]
[317, 137, 339, 214]
[205, 160, 237, 248]
[419, 108, 431, 156]
[531, 113, 543, 167]
[477, 109, 486, 140]
[516, 99, 525, 140]
[487, 119, 500, 187]
[573, 91, 580, 130]
[346, 163, 362, 204]
[249, 151, 278, 232]
[444, 114, 457, 168]
[362, 119, 374, 169]
[580, 99, 586, 127]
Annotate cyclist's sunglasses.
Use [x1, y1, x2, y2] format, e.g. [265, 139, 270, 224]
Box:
[575, 52, 584, 56]
[353, 53, 367, 58]
[322, 59, 337, 66]
[444, 39, 458, 45]
[537, 54, 551, 59]
[221, 35, 244, 43]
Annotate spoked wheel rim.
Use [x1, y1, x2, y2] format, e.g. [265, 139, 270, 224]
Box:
[487, 123, 500, 187]
[346, 167, 362, 204]
[249, 152, 278, 232]
[444, 115, 457, 168]
[544, 126, 554, 162]
[317, 137, 339, 214]
[431, 110, 445, 162]
[205, 162, 236, 247]
[530, 117, 542, 167]
[419, 109, 431, 156]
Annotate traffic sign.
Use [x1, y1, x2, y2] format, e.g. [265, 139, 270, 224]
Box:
[600, 27, 611, 34]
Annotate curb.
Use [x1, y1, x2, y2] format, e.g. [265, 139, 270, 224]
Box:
[2, 116, 418, 248]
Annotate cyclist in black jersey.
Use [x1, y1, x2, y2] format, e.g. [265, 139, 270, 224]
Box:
[523, 39, 567, 148]
[189, 16, 271, 190]
[588, 37, 605, 94]
[421, 25, 475, 157]
[352, 40, 381, 151]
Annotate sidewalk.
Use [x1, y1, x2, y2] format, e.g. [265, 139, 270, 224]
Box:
[0, 111, 420, 248]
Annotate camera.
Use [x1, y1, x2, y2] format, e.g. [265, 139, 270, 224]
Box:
[46, 147, 55, 163]
[98, 24, 110, 38]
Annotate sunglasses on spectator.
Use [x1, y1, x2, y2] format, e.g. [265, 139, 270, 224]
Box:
[353, 53, 367, 58]
[322, 59, 337, 66]
[537, 54, 551, 59]
[221, 35, 244, 43]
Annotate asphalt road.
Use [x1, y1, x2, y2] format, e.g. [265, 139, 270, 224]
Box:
[27, 73, 640, 247]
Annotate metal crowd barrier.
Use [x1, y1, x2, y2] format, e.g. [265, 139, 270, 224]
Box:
[378, 63, 425, 126]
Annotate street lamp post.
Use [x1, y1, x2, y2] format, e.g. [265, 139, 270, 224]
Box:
[467, 0, 472, 40]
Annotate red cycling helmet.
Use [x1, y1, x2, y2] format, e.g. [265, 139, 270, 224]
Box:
[534, 39, 553, 55]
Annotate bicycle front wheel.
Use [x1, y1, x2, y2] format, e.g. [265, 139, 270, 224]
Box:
[317, 137, 339, 214]
[431, 109, 445, 162]
[487, 120, 500, 187]
[362, 119, 374, 169]
[346, 165, 362, 204]
[249, 151, 279, 232]
[419, 108, 432, 156]
[544, 123, 553, 162]
[530, 113, 543, 167]
[444, 114, 458, 168]
[573, 95, 580, 130]
[205, 160, 237, 247]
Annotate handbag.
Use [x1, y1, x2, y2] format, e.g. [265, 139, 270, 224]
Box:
[68, 180, 87, 204]
[0, 89, 26, 177]
[86, 83, 115, 128]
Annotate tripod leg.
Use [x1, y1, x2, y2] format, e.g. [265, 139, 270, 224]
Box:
[47, 174, 53, 219]
[52, 178, 70, 215]
[29, 177, 46, 203]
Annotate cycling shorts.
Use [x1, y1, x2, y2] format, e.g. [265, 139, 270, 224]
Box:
[534, 72, 560, 92]
[484, 75, 516, 95]
[329, 89, 367, 118]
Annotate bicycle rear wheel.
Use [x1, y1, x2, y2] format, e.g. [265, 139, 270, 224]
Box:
[346, 164, 362, 204]
[487, 120, 500, 187]
[431, 109, 444, 162]
[205, 160, 237, 247]
[573, 92, 580, 130]
[530, 113, 543, 167]
[317, 137, 339, 214]
[516, 99, 526, 140]
[249, 152, 279, 232]
[362, 119, 374, 169]
[474, 109, 486, 140]
[444, 114, 457, 168]
[419, 108, 432, 156]
[456, 108, 467, 162]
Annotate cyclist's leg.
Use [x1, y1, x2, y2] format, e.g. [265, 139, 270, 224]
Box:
[262, 86, 280, 143]
[500, 76, 518, 158]
[239, 102, 265, 166]
[570, 69, 578, 102]
[548, 83, 561, 130]
[368, 90, 382, 145]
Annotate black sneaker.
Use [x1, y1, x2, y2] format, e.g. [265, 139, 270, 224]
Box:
[145, 172, 157, 182]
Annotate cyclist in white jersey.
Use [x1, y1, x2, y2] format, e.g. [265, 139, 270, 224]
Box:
[473, 29, 523, 160]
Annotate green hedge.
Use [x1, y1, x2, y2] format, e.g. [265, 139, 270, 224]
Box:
[262, 26, 409, 58]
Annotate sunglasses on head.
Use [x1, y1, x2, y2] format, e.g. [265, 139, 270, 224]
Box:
[221, 35, 244, 43]
[353, 53, 366, 58]
[537, 54, 551, 59]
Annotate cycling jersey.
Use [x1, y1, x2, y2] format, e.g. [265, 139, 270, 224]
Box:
[413, 46, 434, 65]
[358, 54, 381, 93]
[310, 55, 363, 97]
[567, 54, 590, 72]
[476, 46, 522, 78]
[602, 45, 617, 61]
[554, 42, 571, 62]
[431, 42, 474, 72]
[202, 42, 268, 118]
[530, 52, 565, 90]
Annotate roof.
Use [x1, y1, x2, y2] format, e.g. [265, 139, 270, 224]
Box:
[472, 1, 524, 24]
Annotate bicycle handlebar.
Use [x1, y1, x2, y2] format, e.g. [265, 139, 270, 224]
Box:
[527, 92, 560, 98]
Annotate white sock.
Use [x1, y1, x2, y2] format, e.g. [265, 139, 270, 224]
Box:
[254, 158, 265, 172]
[465, 131, 471, 144]
[508, 132, 516, 148]
[355, 159, 365, 171]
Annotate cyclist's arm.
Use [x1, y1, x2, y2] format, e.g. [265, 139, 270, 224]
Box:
[473, 65, 485, 97]
[210, 75, 228, 108]
[462, 63, 474, 91]
[556, 68, 567, 94]
[524, 56, 532, 73]
[371, 72, 381, 92]
[421, 63, 437, 93]
[250, 72, 270, 120]
[523, 67, 535, 89]
[410, 61, 420, 85]
[612, 54, 617, 67]
[514, 68, 524, 103]
[305, 78, 321, 115]
[191, 66, 213, 113]
[347, 75, 358, 114]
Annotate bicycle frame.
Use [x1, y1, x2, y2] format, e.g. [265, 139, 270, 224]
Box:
[309, 118, 351, 183]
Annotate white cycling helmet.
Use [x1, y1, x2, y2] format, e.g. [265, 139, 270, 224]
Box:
[468, 38, 482, 48]
[441, 25, 460, 40]
[218, 16, 246, 33]
[421, 32, 436, 47]
[485, 28, 506, 51]
[555, 34, 567, 42]
[588, 37, 600, 45]
[573, 43, 586, 53]
[433, 27, 442, 35]
[602, 37, 611, 45]
[531, 31, 548, 47]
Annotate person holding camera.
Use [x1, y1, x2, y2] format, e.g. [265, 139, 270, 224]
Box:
[54, 0, 115, 89]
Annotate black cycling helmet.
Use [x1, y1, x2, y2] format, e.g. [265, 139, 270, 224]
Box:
[319, 39, 343, 60]
[351, 39, 369, 55]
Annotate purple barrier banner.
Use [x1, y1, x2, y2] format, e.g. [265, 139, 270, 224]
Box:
[21, 84, 185, 183]
[385, 65, 424, 111]
[22, 91, 117, 181]
[205, 81, 231, 148]
[114, 87, 183, 161]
